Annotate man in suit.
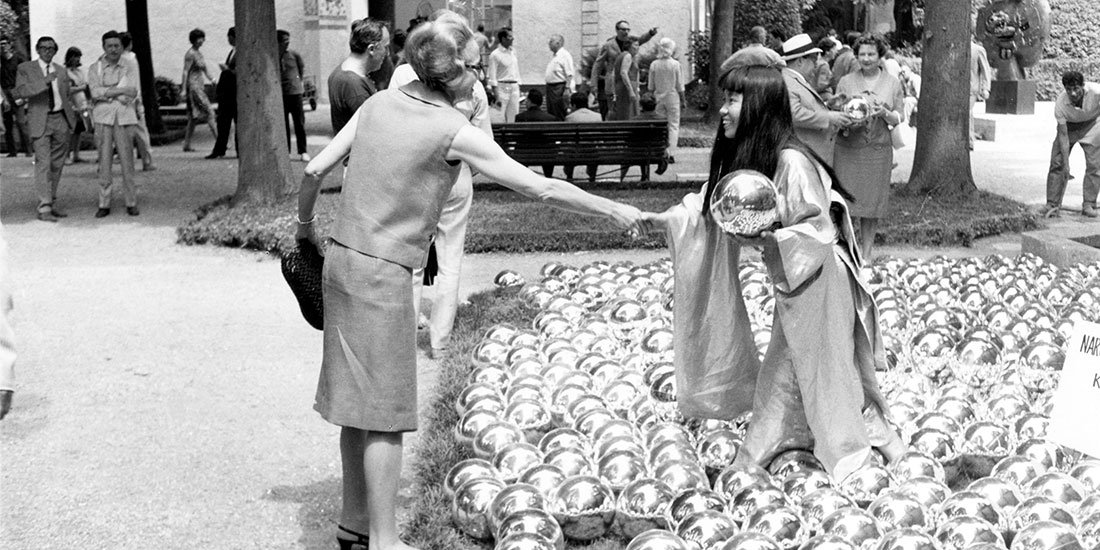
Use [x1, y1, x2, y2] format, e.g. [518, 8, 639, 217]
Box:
[829, 31, 860, 93]
[780, 33, 851, 163]
[207, 27, 237, 159]
[515, 88, 559, 178]
[88, 30, 141, 218]
[13, 36, 75, 222]
[1, 37, 32, 157]
[588, 20, 657, 119]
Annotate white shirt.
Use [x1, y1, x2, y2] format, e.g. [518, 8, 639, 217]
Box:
[38, 58, 64, 111]
[487, 46, 521, 86]
[544, 48, 575, 90]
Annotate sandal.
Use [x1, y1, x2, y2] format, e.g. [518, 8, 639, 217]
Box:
[336, 525, 369, 550]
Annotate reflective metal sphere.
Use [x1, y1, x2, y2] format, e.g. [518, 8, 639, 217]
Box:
[933, 516, 1005, 550]
[782, 469, 833, 505]
[940, 491, 1004, 527]
[456, 409, 503, 448]
[1010, 496, 1077, 531]
[544, 446, 595, 478]
[744, 504, 807, 549]
[721, 531, 784, 550]
[1028, 473, 1086, 505]
[714, 464, 776, 503]
[867, 491, 930, 531]
[874, 528, 940, 550]
[444, 458, 501, 499]
[801, 488, 858, 532]
[456, 382, 504, 416]
[991, 456, 1046, 489]
[839, 466, 894, 507]
[598, 450, 648, 493]
[497, 508, 565, 550]
[769, 450, 825, 479]
[890, 451, 946, 483]
[655, 459, 710, 495]
[819, 507, 885, 549]
[617, 478, 676, 538]
[1015, 439, 1068, 472]
[962, 421, 1013, 456]
[797, 534, 858, 550]
[1008, 520, 1082, 550]
[909, 428, 957, 461]
[1076, 511, 1100, 550]
[539, 428, 591, 456]
[548, 475, 617, 541]
[709, 170, 781, 238]
[452, 476, 506, 539]
[668, 488, 730, 529]
[474, 421, 526, 460]
[967, 476, 1025, 512]
[520, 464, 568, 500]
[491, 483, 551, 533]
[625, 529, 695, 550]
[493, 442, 546, 483]
[730, 483, 794, 525]
[1068, 460, 1100, 493]
[698, 429, 744, 474]
[494, 531, 559, 550]
[676, 510, 741, 550]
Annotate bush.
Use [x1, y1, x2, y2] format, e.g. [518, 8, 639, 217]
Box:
[733, 0, 803, 46]
[155, 76, 181, 107]
[687, 30, 711, 83]
[1045, 0, 1100, 61]
[1030, 58, 1100, 100]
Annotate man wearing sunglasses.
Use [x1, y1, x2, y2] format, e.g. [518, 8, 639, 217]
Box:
[588, 20, 657, 119]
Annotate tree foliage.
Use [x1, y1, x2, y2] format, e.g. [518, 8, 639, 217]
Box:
[732, 0, 803, 45]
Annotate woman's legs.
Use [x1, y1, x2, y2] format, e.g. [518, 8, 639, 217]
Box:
[859, 217, 879, 260]
[183, 110, 196, 151]
[339, 427, 418, 550]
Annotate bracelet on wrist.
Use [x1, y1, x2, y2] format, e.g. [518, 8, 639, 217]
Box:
[296, 214, 316, 225]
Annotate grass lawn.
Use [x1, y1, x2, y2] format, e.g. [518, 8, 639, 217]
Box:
[177, 182, 1040, 256]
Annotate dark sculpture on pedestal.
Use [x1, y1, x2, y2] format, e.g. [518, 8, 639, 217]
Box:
[974, 0, 1051, 113]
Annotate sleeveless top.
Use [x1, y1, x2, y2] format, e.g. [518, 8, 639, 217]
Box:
[331, 81, 470, 269]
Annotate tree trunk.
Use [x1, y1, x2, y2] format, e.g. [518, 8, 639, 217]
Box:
[905, 0, 976, 196]
[705, 0, 735, 124]
[232, 0, 293, 206]
[125, 0, 163, 134]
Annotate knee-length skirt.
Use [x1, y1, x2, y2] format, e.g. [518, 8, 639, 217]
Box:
[314, 241, 418, 432]
[833, 142, 893, 219]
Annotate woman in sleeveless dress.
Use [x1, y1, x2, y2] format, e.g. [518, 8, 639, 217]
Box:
[182, 28, 218, 152]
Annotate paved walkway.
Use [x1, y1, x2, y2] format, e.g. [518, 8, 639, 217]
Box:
[0, 102, 1096, 549]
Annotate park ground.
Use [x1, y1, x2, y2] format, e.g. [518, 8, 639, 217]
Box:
[0, 101, 1095, 549]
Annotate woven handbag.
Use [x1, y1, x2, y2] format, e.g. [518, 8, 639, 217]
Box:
[281, 239, 324, 330]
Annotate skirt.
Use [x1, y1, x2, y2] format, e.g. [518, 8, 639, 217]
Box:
[833, 142, 893, 219]
[314, 241, 418, 432]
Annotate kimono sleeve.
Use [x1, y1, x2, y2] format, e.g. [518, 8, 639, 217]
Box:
[767, 150, 835, 294]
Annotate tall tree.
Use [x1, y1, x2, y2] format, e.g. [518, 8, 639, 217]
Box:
[232, 0, 293, 205]
[706, 0, 735, 123]
[125, 0, 163, 134]
[905, 0, 976, 196]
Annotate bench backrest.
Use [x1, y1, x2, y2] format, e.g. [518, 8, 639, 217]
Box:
[492, 120, 668, 165]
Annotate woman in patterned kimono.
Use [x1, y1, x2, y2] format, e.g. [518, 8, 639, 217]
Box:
[181, 28, 218, 152]
[643, 63, 905, 480]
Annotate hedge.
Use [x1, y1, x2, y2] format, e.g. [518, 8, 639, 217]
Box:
[733, 0, 803, 46]
[1046, 0, 1100, 61]
[1031, 59, 1100, 101]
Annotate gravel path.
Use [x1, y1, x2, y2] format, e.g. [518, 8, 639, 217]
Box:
[0, 102, 1094, 549]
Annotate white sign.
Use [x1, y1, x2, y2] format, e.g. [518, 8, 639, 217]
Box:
[1049, 320, 1100, 459]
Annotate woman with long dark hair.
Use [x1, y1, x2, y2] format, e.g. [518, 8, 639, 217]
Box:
[643, 63, 904, 480]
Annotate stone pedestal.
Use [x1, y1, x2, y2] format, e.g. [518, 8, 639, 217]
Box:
[987, 80, 1037, 115]
[973, 117, 997, 141]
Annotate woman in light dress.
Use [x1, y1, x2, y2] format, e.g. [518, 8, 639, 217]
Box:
[181, 28, 218, 152]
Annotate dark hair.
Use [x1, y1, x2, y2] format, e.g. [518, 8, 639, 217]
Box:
[526, 88, 544, 106]
[35, 36, 57, 50]
[477, 24, 485, 32]
[569, 91, 588, 109]
[1062, 70, 1084, 88]
[496, 27, 512, 43]
[703, 65, 853, 216]
[639, 92, 657, 111]
[349, 18, 386, 54]
[277, 29, 290, 40]
[64, 46, 82, 65]
[119, 31, 133, 48]
[102, 30, 121, 45]
[854, 34, 886, 58]
[844, 31, 861, 48]
[749, 26, 767, 45]
[392, 29, 407, 49]
[189, 28, 205, 46]
[228, 27, 236, 38]
[615, 20, 630, 30]
[817, 37, 836, 52]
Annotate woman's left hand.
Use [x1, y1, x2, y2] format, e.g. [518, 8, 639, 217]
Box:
[730, 230, 776, 247]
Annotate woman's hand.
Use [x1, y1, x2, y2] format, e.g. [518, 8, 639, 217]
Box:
[608, 203, 647, 238]
[730, 230, 776, 248]
[295, 219, 323, 253]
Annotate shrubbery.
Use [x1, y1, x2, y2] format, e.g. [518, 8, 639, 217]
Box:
[1045, 0, 1100, 62]
[733, 0, 803, 45]
[154, 76, 181, 107]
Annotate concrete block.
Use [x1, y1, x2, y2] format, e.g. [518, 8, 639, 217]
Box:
[1021, 227, 1100, 269]
[974, 117, 996, 141]
[987, 80, 1037, 115]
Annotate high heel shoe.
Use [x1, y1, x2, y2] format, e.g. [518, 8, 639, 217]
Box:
[336, 525, 369, 550]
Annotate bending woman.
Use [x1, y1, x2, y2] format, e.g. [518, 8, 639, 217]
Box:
[295, 15, 643, 550]
[643, 63, 904, 481]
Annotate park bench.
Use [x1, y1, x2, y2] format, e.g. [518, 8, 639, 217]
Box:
[492, 119, 669, 181]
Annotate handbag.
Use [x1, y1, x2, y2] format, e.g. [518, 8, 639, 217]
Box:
[280, 239, 324, 330]
[890, 123, 907, 150]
